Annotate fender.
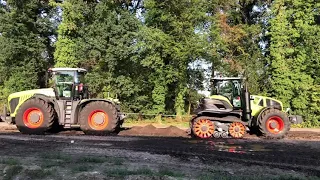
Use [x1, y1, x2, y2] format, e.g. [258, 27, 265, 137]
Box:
[78, 99, 119, 111]
[252, 106, 282, 127]
[32, 94, 61, 120]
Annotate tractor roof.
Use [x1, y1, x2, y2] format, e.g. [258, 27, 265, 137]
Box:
[49, 67, 87, 72]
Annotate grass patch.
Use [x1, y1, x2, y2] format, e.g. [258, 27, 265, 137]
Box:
[275, 175, 320, 180]
[39, 154, 125, 169]
[39, 152, 72, 162]
[3, 165, 23, 180]
[199, 173, 319, 180]
[105, 156, 125, 165]
[104, 168, 154, 177]
[74, 156, 124, 165]
[71, 164, 92, 173]
[158, 167, 184, 177]
[76, 156, 105, 163]
[200, 174, 256, 180]
[24, 169, 54, 179]
[40, 159, 62, 168]
[105, 167, 186, 178]
[0, 158, 19, 165]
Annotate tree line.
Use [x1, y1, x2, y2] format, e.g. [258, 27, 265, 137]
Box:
[0, 0, 319, 126]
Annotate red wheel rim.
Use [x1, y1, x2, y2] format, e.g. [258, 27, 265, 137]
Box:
[23, 108, 44, 129]
[193, 119, 214, 138]
[266, 116, 284, 134]
[88, 110, 109, 130]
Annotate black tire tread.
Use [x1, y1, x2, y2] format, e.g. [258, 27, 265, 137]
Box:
[15, 98, 55, 134]
[79, 101, 119, 135]
[258, 108, 290, 139]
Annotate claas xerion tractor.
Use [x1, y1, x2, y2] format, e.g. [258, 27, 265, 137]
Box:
[189, 77, 303, 139]
[2, 67, 125, 135]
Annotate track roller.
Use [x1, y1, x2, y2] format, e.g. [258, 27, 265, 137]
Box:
[213, 131, 220, 138]
[229, 122, 246, 138]
[221, 132, 228, 138]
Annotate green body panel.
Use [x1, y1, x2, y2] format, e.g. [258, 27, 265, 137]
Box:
[250, 95, 264, 117]
[250, 95, 284, 117]
[7, 88, 56, 117]
[209, 95, 233, 107]
[208, 94, 284, 117]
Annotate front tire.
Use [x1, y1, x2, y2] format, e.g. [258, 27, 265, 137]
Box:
[258, 108, 290, 139]
[79, 101, 119, 135]
[15, 98, 55, 135]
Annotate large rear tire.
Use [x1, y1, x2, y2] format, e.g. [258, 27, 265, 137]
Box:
[79, 101, 119, 135]
[258, 108, 290, 139]
[15, 98, 55, 135]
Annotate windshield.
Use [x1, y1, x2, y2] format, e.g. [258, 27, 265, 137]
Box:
[54, 71, 75, 84]
[215, 81, 233, 100]
[52, 71, 75, 98]
[214, 80, 242, 102]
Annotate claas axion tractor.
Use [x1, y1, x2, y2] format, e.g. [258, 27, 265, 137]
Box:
[189, 77, 303, 139]
[2, 68, 125, 135]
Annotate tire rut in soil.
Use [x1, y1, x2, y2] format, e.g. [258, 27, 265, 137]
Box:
[61, 136, 320, 169]
[1, 134, 320, 177]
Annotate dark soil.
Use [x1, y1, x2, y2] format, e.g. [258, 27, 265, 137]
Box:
[0, 122, 320, 179]
[1, 122, 320, 141]
[118, 125, 189, 137]
[286, 131, 320, 140]
[0, 132, 320, 177]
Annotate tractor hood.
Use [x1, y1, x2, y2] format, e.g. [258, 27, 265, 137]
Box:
[8, 88, 56, 100]
[7, 88, 56, 115]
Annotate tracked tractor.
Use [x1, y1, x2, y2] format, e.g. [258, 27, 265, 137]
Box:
[2, 67, 125, 135]
[189, 77, 303, 139]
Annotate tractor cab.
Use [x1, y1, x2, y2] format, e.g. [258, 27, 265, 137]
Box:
[48, 68, 89, 100]
[212, 77, 243, 109]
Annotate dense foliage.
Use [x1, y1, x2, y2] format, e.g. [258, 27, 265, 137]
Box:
[0, 0, 57, 106]
[0, 0, 319, 126]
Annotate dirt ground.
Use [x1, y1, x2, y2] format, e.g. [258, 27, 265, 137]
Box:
[2, 122, 320, 140]
[0, 122, 320, 179]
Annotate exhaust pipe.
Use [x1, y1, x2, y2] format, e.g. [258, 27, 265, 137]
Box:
[243, 82, 252, 121]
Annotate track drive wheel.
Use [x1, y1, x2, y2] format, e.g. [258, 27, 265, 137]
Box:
[192, 118, 215, 139]
[15, 98, 55, 134]
[229, 122, 246, 138]
[258, 108, 290, 139]
[79, 101, 119, 135]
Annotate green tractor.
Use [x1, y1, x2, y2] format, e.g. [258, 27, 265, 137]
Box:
[189, 77, 303, 139]
[2, 67, 125, 135]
